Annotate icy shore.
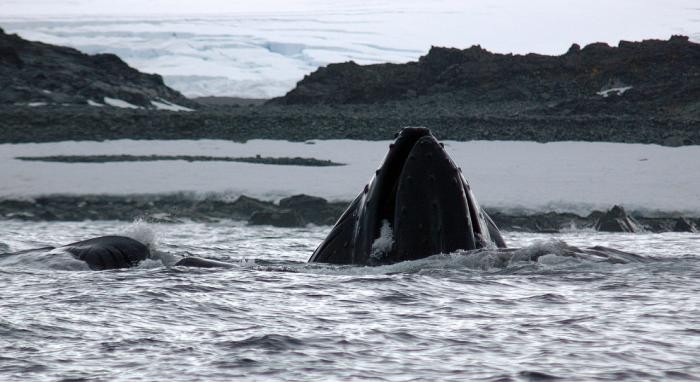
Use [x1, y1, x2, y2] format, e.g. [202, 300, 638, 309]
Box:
[1, 139, 698, 217]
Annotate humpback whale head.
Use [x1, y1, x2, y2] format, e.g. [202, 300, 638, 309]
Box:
[309, 127, 506, 265]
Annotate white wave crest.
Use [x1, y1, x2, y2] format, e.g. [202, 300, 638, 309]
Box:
[120, 219, 158, 249]
[299, 239, 647, 276]
[370, 220, 394, 263]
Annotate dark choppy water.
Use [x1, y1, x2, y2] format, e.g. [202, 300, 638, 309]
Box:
[1, 220, 699, 381]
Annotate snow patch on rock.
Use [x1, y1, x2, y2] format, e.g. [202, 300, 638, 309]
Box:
[150, 99, 194, 112]
[103, 97, 141, 109]
[597, 86, 633, 97]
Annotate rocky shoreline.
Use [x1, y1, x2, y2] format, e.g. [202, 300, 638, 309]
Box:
[0, 194, 696, 233]
[1, 103, 697, 146]
[15, 154, 343, 166]
[1, 34, 699, 146]
[0, 27, 194, 110]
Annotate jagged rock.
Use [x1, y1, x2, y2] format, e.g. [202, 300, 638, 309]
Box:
[248, 209, 304, 227]
[595, 205, 642, 232]
[0, 32, 698, 145]
[278, 194, 347, 225]
[229, 196, 276, 218]
[0, 28, 194, 109]
[279, 194, 327, 210]
[587, 210, 605, 222]
[271, 36, 700, 124]
[489, 211, 591, 233]
[0, 194, 696, 232]
[673, 217, 698, 233]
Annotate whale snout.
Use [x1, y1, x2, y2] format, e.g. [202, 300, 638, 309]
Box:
[309, 127, 506, 265]
[388, 134, 476, 263]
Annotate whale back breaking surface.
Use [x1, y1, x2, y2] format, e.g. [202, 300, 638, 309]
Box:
[309, 127, 506, 265]
[62, 235, 150, 270]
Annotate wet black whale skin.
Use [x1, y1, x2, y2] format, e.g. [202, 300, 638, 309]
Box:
[61, 235, 150, 270]
[309, 127, 506, 266]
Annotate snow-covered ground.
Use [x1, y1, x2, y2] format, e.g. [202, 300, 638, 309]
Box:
[1, 0, 698, 98]
[1, 139, 698, 216]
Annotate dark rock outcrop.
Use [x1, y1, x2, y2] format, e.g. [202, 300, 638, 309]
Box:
[249, 209, 304, 227]
[272, 36, 700, 122]
[0, 28, 194, 109]
[277, 194, 344, 225]
[595, 205, 642, 232]
[15, 154, 343, 167]
[279, 194, 328, 210]
[2, 102, 698, 146]
[0, 32, 698, 146]
[0, 194, 347, 227]
[0, 195, 697, 232]
[673, 217, 698, 233]
[489, 211, 587, 233]
[228, 196, 276, 218]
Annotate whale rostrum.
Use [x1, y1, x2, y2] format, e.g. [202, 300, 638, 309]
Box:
[309, 127, 506, 265]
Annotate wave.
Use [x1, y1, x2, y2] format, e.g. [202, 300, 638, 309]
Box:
[0, 247, 90, 271]
[289, 241, 653, 277]
[216, 334, 304, 351]
[0, 218, 693, 276]
[175, 239, 673, 277]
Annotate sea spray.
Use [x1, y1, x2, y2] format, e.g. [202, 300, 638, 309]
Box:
[370, 220, 394, 263]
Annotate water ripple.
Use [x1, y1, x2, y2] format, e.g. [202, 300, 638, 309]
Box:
[0, 221, 699, 381]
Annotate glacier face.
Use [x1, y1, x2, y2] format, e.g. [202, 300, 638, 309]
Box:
[1, 0, 698, 98]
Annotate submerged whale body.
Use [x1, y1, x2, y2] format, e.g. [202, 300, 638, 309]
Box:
[4, 236, 150, 270]
[5, 235, 229, 270]
[62, 235, 150, 269]
[309, 127, 506, 265]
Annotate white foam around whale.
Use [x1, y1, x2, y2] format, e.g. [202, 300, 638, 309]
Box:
[370, 220, 394, 262]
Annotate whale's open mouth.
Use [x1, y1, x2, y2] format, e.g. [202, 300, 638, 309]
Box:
[309, 127, 505, 265]
[362, 127, 487, 264]
[370, 128, 435, 234]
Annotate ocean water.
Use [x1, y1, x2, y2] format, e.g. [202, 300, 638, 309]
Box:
[1, 220, 699, 381]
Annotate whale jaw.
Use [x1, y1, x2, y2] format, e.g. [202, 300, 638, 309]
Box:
[309, 127, 505, 265]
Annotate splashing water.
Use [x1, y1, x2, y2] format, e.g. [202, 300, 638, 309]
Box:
[370, 219, 394, 262]
[119, 218, 159, 249]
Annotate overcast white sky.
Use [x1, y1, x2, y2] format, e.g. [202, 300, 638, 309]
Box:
[0, 0, 696, 21]
[1, 0, 697, 52]
[9, 1, 477, 16]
